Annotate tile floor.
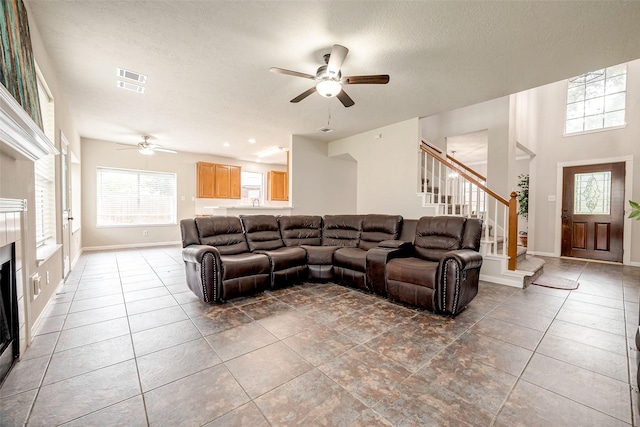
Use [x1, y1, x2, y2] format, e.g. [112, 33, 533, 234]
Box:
[1, 247, 640, 426]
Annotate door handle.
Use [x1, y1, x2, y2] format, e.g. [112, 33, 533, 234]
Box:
[68, 217, 74, 221]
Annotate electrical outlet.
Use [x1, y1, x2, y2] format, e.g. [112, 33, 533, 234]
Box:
[181, 196, 185, 201]
[32, 273, 41, 297]
[46, 271, 50, 285]
[143, 230, 148, 236]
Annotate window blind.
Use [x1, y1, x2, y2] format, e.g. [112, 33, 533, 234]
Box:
[97, 167, 177, 226]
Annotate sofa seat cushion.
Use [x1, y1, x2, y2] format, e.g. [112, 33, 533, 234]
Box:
[333, 247, 367, 272]
[386, 257, 438, 289]
[303, 245, 339, 265]
[220, 253, 271, 280]
[260, 246, 307, 270]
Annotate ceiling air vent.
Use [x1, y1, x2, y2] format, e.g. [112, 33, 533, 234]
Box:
[117, 68, 147, 84]
[117, 81, 145, 93]
[318, 127, 334, 133]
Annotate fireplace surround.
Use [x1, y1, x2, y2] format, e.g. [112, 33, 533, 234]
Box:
[0, 242, 18, 385]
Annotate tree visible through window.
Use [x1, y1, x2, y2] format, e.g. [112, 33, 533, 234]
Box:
[565, 64, 626, 134]
[97, 167, 177, 226]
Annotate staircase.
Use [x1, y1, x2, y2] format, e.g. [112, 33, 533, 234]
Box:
[419, 140, 544, 288]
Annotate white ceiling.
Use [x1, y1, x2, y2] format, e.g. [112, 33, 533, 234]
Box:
[27, 1, 640, 165]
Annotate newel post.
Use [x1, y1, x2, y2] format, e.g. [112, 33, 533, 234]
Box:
[508, 191, 518, 271]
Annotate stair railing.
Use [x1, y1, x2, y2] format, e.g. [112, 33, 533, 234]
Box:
[420, 141, 518, 270]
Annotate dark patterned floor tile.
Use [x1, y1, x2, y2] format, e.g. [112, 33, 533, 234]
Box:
[145, 365, 249, 426]
[319, 345, 412, 407]
[204, 402, 269, 427]
[225, 342, 313, 398]
[205, 322, 278, 361]
[374, 375, 494, 426]
[284, 324, 356, 366]
[238, 298, 293, 321]
[254, 369, 366, 426]
[347, 409, 394, 427]
[61, 395, 148, 427]
[521, 353, 631, 423]
[416, 348, 518, 414]
[189, 307, 254, 336]
[28, 360, 140, 426]
[257, 310, 316, 339]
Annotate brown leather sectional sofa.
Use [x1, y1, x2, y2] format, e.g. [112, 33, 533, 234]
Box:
[180, 214, 483, 316]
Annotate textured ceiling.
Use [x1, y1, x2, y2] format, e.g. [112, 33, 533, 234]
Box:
[27, 1, 640, 165]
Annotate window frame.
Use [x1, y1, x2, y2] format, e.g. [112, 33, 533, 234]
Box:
[564, 64, 627, 136]
[96, 167, 178, 228]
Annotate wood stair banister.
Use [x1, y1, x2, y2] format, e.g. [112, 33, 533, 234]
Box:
[419, 140, 519, 271]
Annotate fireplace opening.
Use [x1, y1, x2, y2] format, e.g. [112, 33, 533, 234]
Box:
[0, 243, 19, 386]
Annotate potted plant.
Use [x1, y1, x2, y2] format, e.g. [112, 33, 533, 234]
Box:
[629, 200, 640, 220]
[516, 174, 529, 247]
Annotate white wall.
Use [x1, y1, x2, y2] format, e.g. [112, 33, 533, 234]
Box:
[81, 138, 285, 249]
[514, 58, 640, 263]
[327, 118, 425, 218]
[290, 135, 357, 215]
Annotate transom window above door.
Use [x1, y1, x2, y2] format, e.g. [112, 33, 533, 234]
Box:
[565, 64, 626, 135]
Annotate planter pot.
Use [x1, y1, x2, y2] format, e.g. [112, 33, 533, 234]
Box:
[519, 235, 528, 247]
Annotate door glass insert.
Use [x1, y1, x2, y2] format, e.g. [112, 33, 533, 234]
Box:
[574, 171, 611, 214]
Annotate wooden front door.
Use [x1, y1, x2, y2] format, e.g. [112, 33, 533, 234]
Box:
[561, 162, 625, 262]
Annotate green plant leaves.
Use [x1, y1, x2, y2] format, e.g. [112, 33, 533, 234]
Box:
[629, 200, 640, 220]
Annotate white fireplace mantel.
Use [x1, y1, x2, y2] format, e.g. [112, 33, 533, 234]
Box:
[0, 83, 57, 161]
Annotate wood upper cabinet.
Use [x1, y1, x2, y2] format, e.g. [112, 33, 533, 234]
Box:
[197, 162, 241, 199]
[268, 170, 288, 201]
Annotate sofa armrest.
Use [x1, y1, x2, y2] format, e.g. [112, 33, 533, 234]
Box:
[366, 245, 412, 296]
[182, 245, 222, 303]
[437, 249, 483, 315]
[378, 240, 413, 250]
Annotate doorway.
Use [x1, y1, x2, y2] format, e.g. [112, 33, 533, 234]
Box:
[561, 162, 625, 262]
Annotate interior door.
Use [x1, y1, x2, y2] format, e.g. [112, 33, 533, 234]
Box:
[561, 162, 625, 262]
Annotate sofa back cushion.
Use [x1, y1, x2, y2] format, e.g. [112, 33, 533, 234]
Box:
[414, 216, 466, 261]
[279, 215, 322, 246]
[240, 215, 285, 251]
[322, 215, 364, 247]
[194, 216, 249, 255]
[358, 214, 403, 250]
[180, 218, 201, 248]
[461, 217, 483, 251]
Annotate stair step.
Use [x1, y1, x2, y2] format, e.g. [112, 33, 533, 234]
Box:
[517, 255, 545, 288]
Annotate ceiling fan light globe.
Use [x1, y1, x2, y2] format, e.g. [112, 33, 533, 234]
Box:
[139, 147, 154, 155]
[316, 79, 342, 98]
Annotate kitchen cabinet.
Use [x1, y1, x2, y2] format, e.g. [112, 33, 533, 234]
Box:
[268, 170, 288, 201]
[197, 162, 241, 199]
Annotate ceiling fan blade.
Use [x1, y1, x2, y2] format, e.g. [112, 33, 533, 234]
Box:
[342, 75, 390, 85]
[154, 148, 177, 154]
[270, 67, 316, 80]
[337, 89, 355, 108]
[290, 86, 317, 103]
[326, 44, 348, 76]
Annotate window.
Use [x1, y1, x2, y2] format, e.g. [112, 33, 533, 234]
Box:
[240, 171, 263, 205]
[35, 72, 56, 248]
[97, 167, 177, 226]
[565, 64, 626, 135]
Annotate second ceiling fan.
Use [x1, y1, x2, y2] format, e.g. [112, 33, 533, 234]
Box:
[270, 44, 389, 107]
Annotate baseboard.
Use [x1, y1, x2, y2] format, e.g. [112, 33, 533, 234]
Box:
[82, 241, 182, 252]
[479, 274, 523, 288]
[70, 248, 83, 270]
[528, 251, 556, 257]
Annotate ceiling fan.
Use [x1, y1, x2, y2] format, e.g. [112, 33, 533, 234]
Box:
[270, 44, 389, 107]
[118, 136, 177, 155]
